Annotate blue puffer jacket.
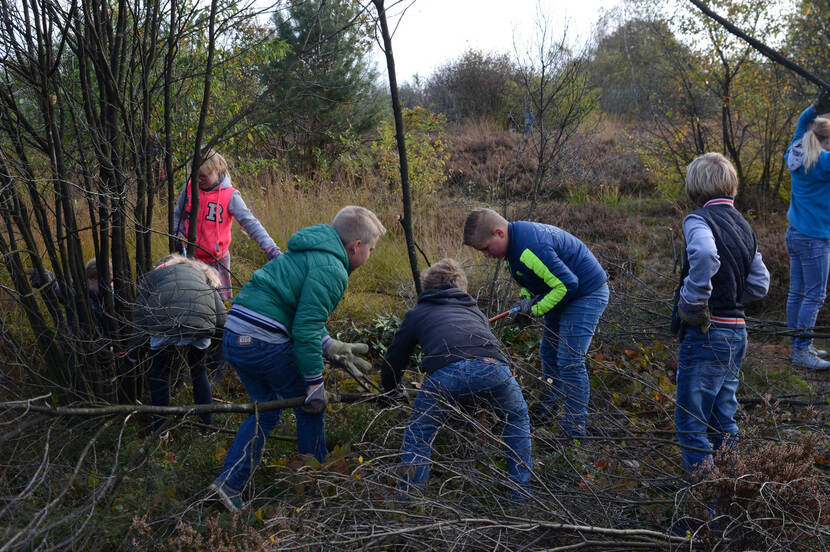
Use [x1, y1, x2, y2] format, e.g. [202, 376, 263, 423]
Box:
[506, 221, 607, 316]
[786, 105, 830, 239]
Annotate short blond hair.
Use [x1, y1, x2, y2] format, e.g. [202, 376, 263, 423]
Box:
[421, 258, 468, 292]
[154, 253, 222, 288]
[332, 206, 386, 245]
[188, 149, 229, 181]
[463, 208, 508, 247]
[685, 153, 738, 204]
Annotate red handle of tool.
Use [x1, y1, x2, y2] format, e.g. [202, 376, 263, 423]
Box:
[489, 306, 520, 323]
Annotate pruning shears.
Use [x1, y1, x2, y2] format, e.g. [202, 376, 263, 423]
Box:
[489, 306, 520, 323]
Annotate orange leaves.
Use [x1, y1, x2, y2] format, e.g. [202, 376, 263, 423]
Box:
[214, 446, 227, 464]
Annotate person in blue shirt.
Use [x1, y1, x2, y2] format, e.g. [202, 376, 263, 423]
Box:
[672, 152, 769, 473]
[785, 89, 830, 370]
[463, 208, 609, 437]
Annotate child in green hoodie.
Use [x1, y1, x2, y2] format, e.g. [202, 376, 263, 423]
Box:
[209, 206, 386, 512]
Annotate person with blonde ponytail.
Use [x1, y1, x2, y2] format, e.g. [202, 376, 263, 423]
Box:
[133, 254, 228, 429]
[785, 89, 830, 370]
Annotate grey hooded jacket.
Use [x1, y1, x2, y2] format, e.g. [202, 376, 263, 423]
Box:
[133, 263, 227, 344]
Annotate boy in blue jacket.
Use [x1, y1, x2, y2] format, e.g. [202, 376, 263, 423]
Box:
[464, 209, 609, 437]
[382, 258, 532, 495]
[672, 153, 769, 472]
[209, 206, 385, 512]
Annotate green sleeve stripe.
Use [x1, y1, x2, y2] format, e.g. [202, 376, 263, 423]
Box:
[519, 248, 567, 316]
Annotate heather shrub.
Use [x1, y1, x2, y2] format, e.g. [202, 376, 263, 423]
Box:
[129, 513, 271, 551]
[445, 119, 536, 199]
[557, 123, 654, 197]
[445, 116, 653, 202]
[749, 223, 788, 316]
[530, 202, 648, 278]
[685, 435, 830, 551]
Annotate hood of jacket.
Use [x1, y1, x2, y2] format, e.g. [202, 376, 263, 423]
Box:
[287, 224, 349, 272]
[201, 173, 233, 191]
[417, 283, 477, 307]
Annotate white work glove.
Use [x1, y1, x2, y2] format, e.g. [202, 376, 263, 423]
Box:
[326, 340, 376, 391]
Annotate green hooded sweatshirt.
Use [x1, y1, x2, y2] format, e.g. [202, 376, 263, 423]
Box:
[233, 224, 350, 379]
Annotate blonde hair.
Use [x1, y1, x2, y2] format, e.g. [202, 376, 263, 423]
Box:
[187, 149, 229, 182]
[803, 118, 830, 173]
[463, 208, 508, 247]
[85, 258, 112, 281]
[685, 153, 738, 204]
[421, 258, 468, 292]
[154, 253, 222, 288]
[332, 206, 386, 245]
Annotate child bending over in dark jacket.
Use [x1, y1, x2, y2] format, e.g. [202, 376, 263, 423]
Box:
[382, 258, 532, 496]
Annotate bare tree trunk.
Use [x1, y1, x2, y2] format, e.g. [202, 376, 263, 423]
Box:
[164, 0, 178, 252]
[372, 0, 421, 294]
[185, 0, 220, 258]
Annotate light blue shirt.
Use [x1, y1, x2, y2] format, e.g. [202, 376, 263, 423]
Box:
[150, 335, 211, 350]
[173, 174, 280, 254]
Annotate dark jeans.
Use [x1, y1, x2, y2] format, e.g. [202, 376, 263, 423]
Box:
[149, 345, 212, 429]
[216, 330, 326, 494]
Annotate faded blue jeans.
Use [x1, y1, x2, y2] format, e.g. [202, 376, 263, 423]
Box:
[215, 330, 326, 494]
[675, 325, 746, 472]
[400, 358, 532, 492]
[539, 284, 609, 436]
[786, 226, 830, 350]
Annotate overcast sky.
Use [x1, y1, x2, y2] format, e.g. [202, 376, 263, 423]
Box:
[372, 0, 623, 84]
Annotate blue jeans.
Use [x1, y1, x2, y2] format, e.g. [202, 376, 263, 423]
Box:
[215, 330, 326, 494]
[539, 284, 609, 436]
[674, 325, 746, 472]
[786, 226, 830, 350]
[400, 358, 532, 492]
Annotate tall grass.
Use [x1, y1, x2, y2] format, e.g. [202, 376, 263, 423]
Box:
[229, 171, 477, 327]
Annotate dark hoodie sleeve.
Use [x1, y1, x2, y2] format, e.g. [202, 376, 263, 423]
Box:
[381, 310, 419, 391]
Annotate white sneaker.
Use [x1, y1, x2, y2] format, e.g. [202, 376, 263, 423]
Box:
[809, 344, 828, 358]
[209, 481, 243, 513]
[791, 347, 830, 371]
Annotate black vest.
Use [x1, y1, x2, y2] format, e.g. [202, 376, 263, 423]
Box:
[678, 201, 756, 321]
